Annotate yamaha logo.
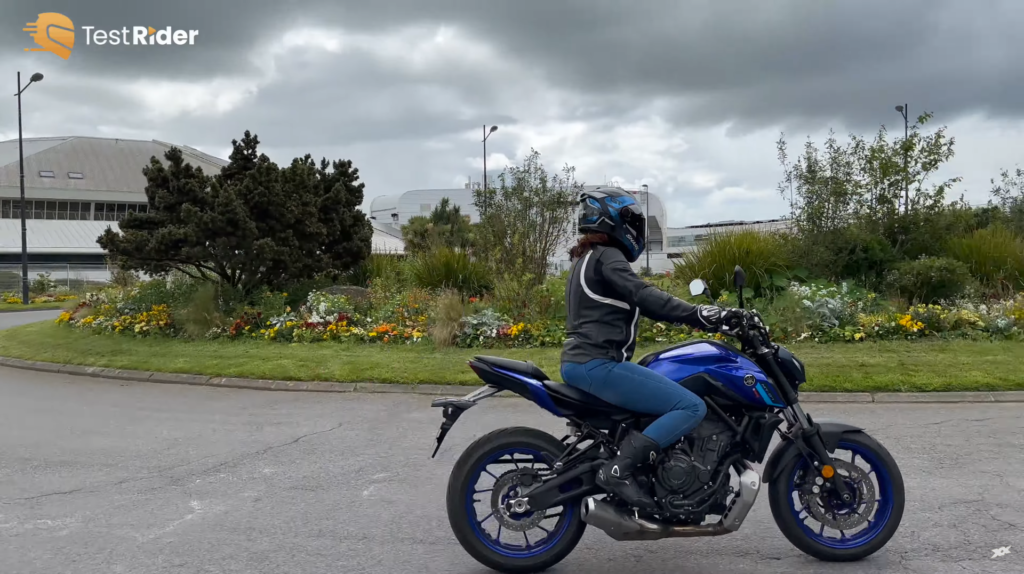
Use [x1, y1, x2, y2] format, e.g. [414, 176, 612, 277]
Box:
[743, 374, 756, 387]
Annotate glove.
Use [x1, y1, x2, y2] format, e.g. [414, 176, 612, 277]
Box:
[696, 305, 746, 334]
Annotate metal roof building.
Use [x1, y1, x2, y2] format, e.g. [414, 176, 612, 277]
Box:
[0, 136, 404, 264]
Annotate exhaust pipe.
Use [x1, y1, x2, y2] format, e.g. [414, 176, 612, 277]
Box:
[581, 466, 761, 542]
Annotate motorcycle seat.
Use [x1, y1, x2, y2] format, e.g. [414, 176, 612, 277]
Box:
[474, 356, 550, 381]
[540, 379, 619, 410]
[472, 355, 619, 410]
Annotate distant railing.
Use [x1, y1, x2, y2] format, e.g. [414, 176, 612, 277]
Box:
[0, 264, 113, 294]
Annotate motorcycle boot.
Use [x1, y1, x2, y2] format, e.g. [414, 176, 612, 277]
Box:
[597, 430, 661, 510]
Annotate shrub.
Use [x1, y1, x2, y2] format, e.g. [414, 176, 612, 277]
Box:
[31, 272, 59, 295]
[945, 225, 1024, 294]
[177, 283, 225, 338]
[672, 229, 791, 298]
[490, 271, 539, 322]
[406, 248, 491, 295]
[429, 289, 465, 348]
[345, 253, 407, 289]
[886, 257, 976, 304]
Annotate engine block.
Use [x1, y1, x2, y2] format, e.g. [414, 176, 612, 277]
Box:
[651, 415, 735, 519]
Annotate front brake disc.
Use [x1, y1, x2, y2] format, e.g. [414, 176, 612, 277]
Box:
[799, 459, 876, 530]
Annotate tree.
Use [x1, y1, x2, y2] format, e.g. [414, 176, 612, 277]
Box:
[776, 112, 961, 283]
[98, 131, 373, 296]
[990, 167, 1024, 235]
[471, 149, 582, 284]
[401, 197, 475, 254]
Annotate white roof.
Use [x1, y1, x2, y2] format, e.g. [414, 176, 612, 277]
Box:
[370, 220, 405, 254]
[0, 219, 404, 255]
[0, 136, 228, 194]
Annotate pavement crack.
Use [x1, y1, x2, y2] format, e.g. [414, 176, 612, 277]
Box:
[183, 422, 347, 478]
[985, 510, 1023, 530]
[6, 487, 85, 502]
[1, 423, 345, 504]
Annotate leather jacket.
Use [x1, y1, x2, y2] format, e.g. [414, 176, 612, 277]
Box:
[560, 244, 725, 364]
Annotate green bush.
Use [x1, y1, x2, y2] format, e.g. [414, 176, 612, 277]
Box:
[945, 225, 1024, 294]
[406, 248, 491, 295]
[671, 229, 791, 298]
[887, 257, 976, 304]
[345, 253, 407, 289]
[490, 271, 540, 321]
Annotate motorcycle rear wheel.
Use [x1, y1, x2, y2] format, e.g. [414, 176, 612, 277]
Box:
[446, 426, 587, 574]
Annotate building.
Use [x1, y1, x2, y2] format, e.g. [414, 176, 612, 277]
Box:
[370, 184, 668, 272]
[0, 136, 404, 286]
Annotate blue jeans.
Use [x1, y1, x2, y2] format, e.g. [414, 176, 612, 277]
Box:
[560, 359, 707, 449]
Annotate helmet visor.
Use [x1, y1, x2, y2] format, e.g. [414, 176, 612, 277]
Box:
[620, 203, 646, 243]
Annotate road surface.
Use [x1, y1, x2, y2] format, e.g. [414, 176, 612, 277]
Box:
[1, 363, 1022, 573]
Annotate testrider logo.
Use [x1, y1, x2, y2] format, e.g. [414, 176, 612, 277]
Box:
[22, 12, 198, 59]
[24, 13, 75, 60]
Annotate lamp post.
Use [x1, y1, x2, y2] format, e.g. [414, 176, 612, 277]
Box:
[641, 184, 649, 272]
[482, 125, 497, 214]
[15, 72, 44, 305]
[895, 103, 909, 214]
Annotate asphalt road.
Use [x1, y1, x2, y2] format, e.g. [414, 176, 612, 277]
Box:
[1, 363, 1023, 574]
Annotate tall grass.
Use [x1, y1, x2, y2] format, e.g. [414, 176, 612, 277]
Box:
[406, 248, 491, 295]
[671, 230, 791, 297]
[945, 225, 1024, 294]
[429, 289, 465, 348]
[346, 253, 407, 288]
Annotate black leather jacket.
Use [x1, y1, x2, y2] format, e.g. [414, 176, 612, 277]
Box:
[560, 244, 725, 364]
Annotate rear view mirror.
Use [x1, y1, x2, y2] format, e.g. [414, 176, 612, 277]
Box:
[733, 266, 747, 289]
[689, 278, 709, 298]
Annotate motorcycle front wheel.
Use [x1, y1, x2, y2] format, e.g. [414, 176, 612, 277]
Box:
[768, 431, 905, 562]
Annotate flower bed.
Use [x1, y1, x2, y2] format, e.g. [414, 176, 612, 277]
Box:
[3, 291, 78, 305]
[54, 279, 1024, 347]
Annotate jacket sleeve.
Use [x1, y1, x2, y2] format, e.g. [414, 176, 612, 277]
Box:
[598, 249, 721, 328]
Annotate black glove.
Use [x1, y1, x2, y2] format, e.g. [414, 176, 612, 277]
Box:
[696, 305, 746, 334]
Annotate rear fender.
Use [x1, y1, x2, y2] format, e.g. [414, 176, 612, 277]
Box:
[762, 421, 864, 483]
[467, 360, 565, 417]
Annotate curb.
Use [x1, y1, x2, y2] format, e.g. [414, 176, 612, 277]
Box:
[1, 356, 1022, 403]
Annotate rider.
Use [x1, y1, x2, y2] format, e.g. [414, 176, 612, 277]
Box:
[560, 187, 742, 510]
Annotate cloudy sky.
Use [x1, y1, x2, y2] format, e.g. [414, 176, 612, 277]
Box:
[2, 0, 1022, 226]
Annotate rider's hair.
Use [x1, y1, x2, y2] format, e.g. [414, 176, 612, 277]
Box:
[569, 233, 611, 260]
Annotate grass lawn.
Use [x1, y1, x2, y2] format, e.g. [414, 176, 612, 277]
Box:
[0, 301, 72, 312]
[0, 321, 1021, 392]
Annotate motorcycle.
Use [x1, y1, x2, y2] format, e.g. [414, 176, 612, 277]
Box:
[430, 266, 904, 573]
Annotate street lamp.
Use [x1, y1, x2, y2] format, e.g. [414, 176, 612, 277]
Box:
[482, 125, 497, 214]
[895, 104, 909, 214]
[15, 71, 44, 305]
[641, 184, 649, 272]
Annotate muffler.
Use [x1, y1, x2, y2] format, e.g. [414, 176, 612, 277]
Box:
[581, 466, 761, 542]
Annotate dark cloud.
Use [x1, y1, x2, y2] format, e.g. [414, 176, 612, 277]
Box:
[2, 0, 1022, 226]
[6, 0, 1023, 128]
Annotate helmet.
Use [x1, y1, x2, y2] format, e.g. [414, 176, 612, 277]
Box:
[578, 187, 646, 262]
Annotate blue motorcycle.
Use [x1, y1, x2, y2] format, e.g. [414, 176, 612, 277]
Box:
[431, 266, 904, 573]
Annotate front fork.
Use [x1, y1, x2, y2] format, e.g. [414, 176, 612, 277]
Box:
[783, 403, 854, 504]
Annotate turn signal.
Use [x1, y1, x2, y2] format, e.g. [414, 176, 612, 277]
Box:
[821, 465, 835, 479]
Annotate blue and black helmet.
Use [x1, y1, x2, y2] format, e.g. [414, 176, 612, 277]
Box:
[578, 187, 646, 263]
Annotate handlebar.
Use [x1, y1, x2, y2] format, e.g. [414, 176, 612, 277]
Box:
[720, 309, 773, 356]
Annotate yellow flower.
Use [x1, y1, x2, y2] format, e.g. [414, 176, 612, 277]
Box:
[369, 332, 377, 337]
